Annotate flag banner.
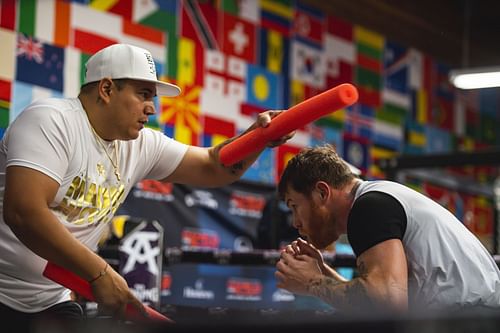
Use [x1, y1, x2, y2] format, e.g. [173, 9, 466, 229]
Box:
[11, 80, 63, 122]
[310, 124, 343, 153]
[325, 14, 354, 89]
[344, 104, 374, 140]
[372, 118, 403, 151]
[201, 115, 235, 147]
[355, 25, 383, 107]
[423, 182, 455, 215]
[0, 27, 16, 81]
[314, 106, 346, 130]
[181, 0, 219, 50]
[404, 120, 426, 154]
[0, 79, 11, 136]
[91, 0, 133, 20]
[220, 0, 260, 24]
[342, 133, 369, 174]
[260, 0, 293, 37]
[133, 0, 177, 26]
[292, 0, 325, 47]
[220, 12, 256, 63]
[0, 0, 16, 30]
[376, 102, 406, 126]
[64, 46, 89, 97]
[160, 84, 202, 145]
[367, 144, 399, 179]
[204, 49, 246, 101]
[383, 41, 410, 95]
[425, 125, 452, 154]
[246, 64, 281, 110]
[16, 35, 64, 92]
[290, 38, 326, 89]
[276, 144, 301, 183]
[324, 28, 355, 88]
[466, 195, 494, 252]
[258, 27, 290, 76]
[327, 14, 352, 40]
[0, 79, 11, 101]
[383, 42, 412, 116]
[71, 2, 122, 46]
[121, 19, 165, 60]
[176, 37, 204, 88]
[369, 144, 398, 180]
[241, 147, 276, 185]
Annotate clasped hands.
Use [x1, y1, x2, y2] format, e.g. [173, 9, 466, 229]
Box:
[274, 238, 325, 296]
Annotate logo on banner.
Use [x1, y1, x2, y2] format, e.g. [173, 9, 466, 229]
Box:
[181, 227, 220, 249]
[226, 277, 262, 301]
[133, 180, 174, 202]
[131, 283, 159, 303]
[119, 220, 163, 308]
[185, 190, 219, 209]
[233, 236, 254, 252]
[272, 288, 295, 302]
[121, 231, 161, 275]
[183, 279, 215, 300]
[228, 191, 266, 218]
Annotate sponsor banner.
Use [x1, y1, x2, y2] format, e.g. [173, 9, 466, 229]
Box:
[226, 277, 263, 301]
[160, 263, 329, 310]
[119, 219, 164, 310]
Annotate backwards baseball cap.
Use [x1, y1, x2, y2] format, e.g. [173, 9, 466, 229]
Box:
[84, 43, 181, 97]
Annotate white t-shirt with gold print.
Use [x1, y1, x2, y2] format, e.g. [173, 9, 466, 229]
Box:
[0, 97, 188, 312]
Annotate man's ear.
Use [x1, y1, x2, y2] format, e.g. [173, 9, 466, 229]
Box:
[98, 78, 113, 102]
[315, 181, 329, 200]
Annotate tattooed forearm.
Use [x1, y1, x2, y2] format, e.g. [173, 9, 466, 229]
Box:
[213, 140, 243, 173]
[228, 161, 245, 175]
[307, 276, 373, 312]
[305, 260, 377, 313]
[307, 276, 343, 300]
[214, 138, 252, 175]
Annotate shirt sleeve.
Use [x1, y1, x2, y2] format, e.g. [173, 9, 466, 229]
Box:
[347, 191, 407, 257]
[136, 128, 188, 181]
[4, 104, 72, 184]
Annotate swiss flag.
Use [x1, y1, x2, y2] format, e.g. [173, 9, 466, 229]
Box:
[220, 12, 256, 63]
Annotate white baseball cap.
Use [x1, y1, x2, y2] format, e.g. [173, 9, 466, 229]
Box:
[84, 43, 181, 97]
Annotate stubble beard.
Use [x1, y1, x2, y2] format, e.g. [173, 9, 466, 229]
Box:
[308, 202, 337, 250]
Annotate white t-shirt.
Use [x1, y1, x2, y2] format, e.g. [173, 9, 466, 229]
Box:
[0, 97, 188, 312]
[354, 180, 500, 311]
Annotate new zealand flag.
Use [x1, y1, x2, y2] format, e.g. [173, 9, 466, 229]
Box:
[16, 34, 64, 92]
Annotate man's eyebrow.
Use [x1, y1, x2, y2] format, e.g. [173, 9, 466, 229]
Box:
[140, 87, 155, 96]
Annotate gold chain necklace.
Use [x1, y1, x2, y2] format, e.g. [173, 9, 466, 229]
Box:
[90, 125, 121, 181]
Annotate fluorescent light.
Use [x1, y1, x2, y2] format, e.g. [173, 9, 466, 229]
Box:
[449, 66, 500, 89]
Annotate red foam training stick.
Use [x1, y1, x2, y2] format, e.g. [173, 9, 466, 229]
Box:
[43, 262, 173, 323]
[219, 83, 359, 166]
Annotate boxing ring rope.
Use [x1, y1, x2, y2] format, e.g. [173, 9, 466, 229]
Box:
[164, 248, 500, 269]
[164, 248, 355, 267]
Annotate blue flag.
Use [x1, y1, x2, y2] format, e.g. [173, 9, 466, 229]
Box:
[16, 35, 64, 92]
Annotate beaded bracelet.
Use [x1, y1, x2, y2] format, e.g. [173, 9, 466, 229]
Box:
[89, 263, 109, 284]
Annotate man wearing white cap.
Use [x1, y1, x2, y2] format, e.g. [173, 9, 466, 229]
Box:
[0, 44, 293, 323]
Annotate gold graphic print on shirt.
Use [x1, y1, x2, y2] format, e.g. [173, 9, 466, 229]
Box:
[54, 175, 126, 226]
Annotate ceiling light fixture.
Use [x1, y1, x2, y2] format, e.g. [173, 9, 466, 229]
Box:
[449, 67, 500, 89]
